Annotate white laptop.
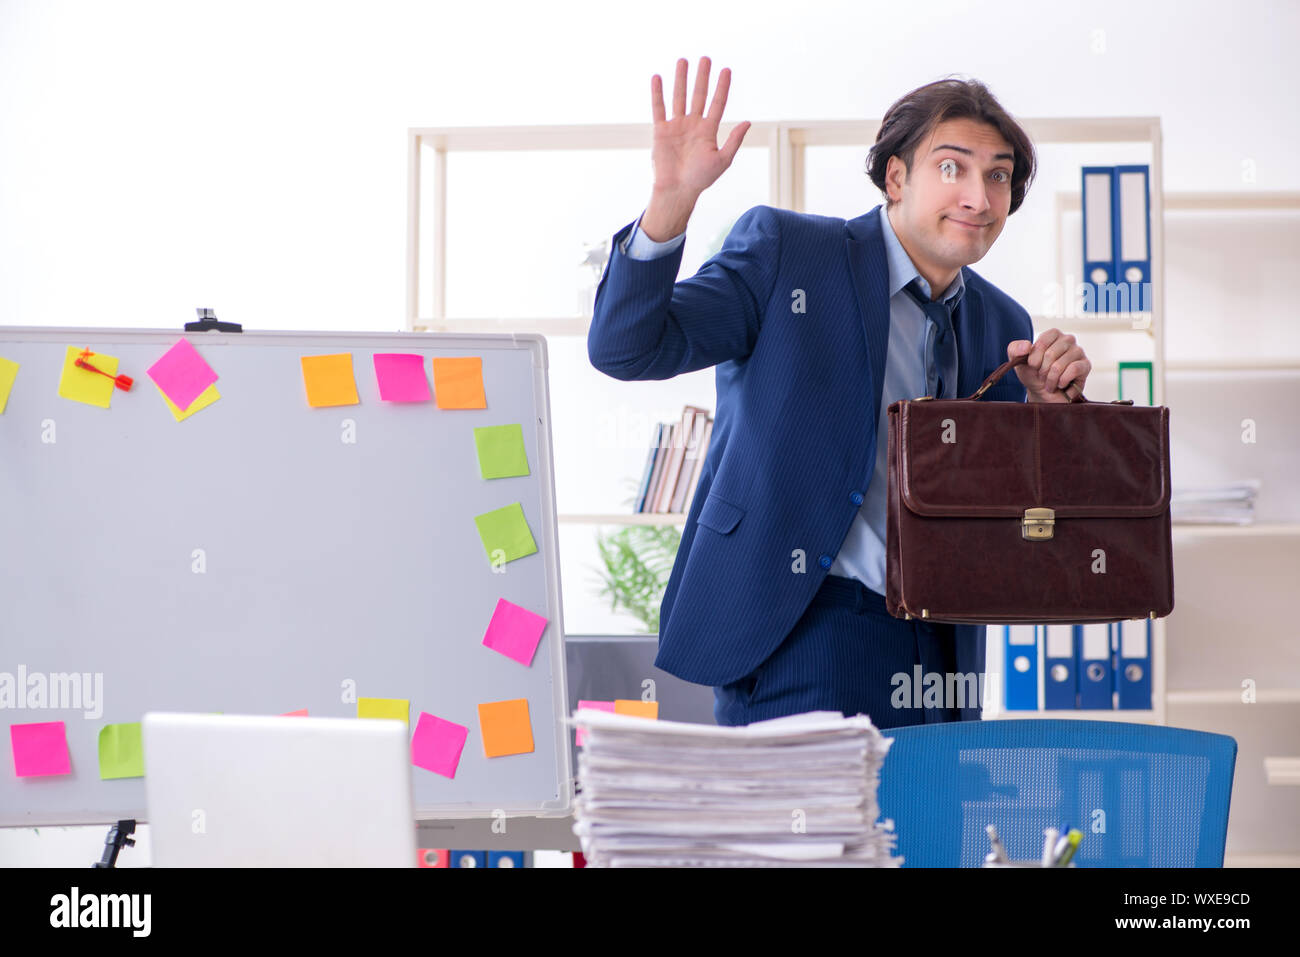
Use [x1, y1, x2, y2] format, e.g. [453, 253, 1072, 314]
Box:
[143, 713, 417, 867]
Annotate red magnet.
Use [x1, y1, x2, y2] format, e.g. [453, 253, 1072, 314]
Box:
[75, 348, 133, 391]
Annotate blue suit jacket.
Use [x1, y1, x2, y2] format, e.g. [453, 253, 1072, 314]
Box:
[588, 203, 1032, 687]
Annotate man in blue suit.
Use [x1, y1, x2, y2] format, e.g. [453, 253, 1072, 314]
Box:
[588, 58, 1092, 729]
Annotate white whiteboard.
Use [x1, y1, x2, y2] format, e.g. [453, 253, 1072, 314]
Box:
[0, 326, 571, 825]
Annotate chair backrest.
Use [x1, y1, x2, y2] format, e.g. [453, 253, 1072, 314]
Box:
[877, 720, 1237, 867]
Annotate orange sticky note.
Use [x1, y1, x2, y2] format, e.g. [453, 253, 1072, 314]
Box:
[281, 709, 309, 717]
[614, 699, 659, 719]
[477, 698, 533, 757]
[300, 353, 359, 407]
[432, 356, 486, 409]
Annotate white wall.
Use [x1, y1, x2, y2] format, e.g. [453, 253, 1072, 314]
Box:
[3, 0, 1296, 330]
[3, 0, 1298, 863]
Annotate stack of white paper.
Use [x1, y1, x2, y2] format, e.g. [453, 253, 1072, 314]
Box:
[570, 709, 901, 868]
[1171, 480, 1260, 525]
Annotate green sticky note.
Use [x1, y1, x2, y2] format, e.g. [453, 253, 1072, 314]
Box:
[0, 356, 18, 414]
[97, 722, 145, 780]
[473, 424, 530, 480]
[358, 697, 409, 725]
[474, 502, 538, 565]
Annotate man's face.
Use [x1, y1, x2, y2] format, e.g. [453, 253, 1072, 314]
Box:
[885, 117, 1014, 280]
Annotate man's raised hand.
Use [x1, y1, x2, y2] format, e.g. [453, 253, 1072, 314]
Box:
[641, 56, 750, 241]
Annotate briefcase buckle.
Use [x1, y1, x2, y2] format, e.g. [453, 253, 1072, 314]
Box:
[1022, 507, 1055, 540]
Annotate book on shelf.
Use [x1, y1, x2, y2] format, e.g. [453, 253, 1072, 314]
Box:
[636, 405, 713, 515]
[640, 421, 675, 513]
[677, 416, 712, 514]
[652, 417, 688, 513]
[635, 423, 667, 513]
[654, 405, 707, 513]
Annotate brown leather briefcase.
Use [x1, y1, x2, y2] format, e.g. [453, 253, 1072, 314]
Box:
[885, 354, 1173, 625]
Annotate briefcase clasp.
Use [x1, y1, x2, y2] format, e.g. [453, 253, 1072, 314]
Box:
[1022, 507, 1055, 540]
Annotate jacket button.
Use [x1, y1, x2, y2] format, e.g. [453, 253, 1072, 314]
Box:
[819, 555, 832, 569]
[849, 491, 863, 506]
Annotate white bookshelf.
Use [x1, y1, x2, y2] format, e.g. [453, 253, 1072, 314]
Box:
[1172, 522, 1300, 538]
[983, 708, 1161, 723]
[406, 128, 1296, 856]
[558, 513, 686, 526]
[402, 121, 1300, 739]
[1168, 690, 1300, 705]
[1135, 192, 1299, 861]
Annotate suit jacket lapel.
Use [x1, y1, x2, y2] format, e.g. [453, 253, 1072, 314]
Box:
[845, 207, 991, 405]
[844, 206, 891, 425]
[954, 274, 987, 398]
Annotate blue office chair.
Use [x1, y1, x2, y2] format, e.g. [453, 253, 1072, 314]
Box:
[877, 720, 1237, 867]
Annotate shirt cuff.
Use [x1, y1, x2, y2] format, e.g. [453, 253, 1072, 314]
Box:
[622, 212, 686, 261]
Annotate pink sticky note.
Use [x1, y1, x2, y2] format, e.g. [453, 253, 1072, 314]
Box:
[575, 700, 617, 746]
[373, 354, 432, 403]
[411, 712, 469, 779]
[147, 339, 218, 411]
[481, 598, 548, 666]
[10, 721, 72, 777]
[281, 709, 309, 717]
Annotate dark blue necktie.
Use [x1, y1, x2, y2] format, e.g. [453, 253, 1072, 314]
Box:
[903, 278, 960, 400]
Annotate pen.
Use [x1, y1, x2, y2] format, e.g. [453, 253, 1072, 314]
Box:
[1052, 832, 1070, 862]
[1056, 829, 1083, 866]
[1041, 827, 1059, 867]
[985, 824, 1008, 863]
[75, 350, 134, 391]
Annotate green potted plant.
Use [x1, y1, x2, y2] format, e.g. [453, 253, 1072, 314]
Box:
[589, 481, 682, 634]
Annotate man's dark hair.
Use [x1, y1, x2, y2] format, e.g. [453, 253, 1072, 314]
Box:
[866, 77, 1037, 215]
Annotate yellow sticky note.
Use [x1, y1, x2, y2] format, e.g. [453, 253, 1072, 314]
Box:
[614, 699, 659, 719]
[477, 698, 534, 757]
[357, 697, 409, 725]
[301, 353, 359, 407]
[0, 356, 19, 414]
[432, 356, 486, 409]
[157, 382, 221, 422]
[58, 346, 119, 408]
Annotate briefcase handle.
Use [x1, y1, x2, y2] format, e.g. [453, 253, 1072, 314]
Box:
[967, 353, 1106, 404]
